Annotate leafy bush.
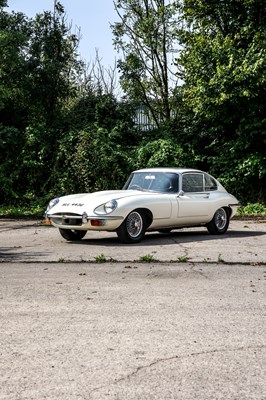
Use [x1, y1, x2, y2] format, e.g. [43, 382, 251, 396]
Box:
[237, 203, 266, 216]
[134, 138, 195, 169]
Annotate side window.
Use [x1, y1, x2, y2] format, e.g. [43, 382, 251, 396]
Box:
[204, 174, 217, 191]
[151, 173, 179, 193]
[182, 174, 204, 192]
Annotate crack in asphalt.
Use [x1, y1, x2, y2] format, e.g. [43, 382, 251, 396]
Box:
[189, 265, 209, 279]
[87, 344, 266, 398]
[1, 257, 266, 266]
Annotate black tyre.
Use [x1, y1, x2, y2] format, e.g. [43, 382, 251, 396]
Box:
[59, 228, 87, 241]
[206, 207, 229, 235]
[117, 210, 147, 243]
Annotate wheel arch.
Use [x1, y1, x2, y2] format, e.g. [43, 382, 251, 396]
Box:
[210, 205, 232, 221]
[134, 207, 153, 228]
[226, 206, 233, 218]
[219, 205, 232, 220]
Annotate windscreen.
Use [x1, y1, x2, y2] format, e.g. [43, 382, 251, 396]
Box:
[124, 172, 179, 193]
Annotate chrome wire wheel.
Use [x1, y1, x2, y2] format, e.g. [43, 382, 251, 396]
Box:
[214, 208, 227, 231]
[206, 207, 229, 235]
[126, 211, 143, 238]
[117, 210, 147, 243]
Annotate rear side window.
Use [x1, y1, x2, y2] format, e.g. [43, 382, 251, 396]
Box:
[204, 174, 217, 191]
[182, 174, 204, 192]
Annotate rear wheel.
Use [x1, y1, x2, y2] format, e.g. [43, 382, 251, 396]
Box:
[59, 228, 87, 241]
[117, 210, 146, 243]
[206, 208, 229, 234]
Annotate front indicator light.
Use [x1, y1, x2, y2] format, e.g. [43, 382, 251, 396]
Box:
[91, 219, 105, 227]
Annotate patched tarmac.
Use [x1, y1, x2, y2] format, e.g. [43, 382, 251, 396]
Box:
[0, 218, 265, 264]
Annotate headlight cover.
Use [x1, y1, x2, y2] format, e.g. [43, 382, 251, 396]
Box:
[94, 199, 118, 215]
[45, 197, 60, 215]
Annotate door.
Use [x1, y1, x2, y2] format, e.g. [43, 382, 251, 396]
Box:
[177, 173, 211, 223]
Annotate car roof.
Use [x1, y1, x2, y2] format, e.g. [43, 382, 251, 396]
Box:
[133, 167, 204, 174]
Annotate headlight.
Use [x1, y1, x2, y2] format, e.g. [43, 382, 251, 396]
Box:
[94, 199, 118, 215]
[45, 197, 60, 215]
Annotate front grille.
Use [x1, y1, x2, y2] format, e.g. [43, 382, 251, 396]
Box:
[50, 213, 83, 226]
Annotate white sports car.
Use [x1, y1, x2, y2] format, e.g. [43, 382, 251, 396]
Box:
[45, 168, 239, 243]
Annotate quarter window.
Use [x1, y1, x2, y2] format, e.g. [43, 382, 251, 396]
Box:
[204, 174, 217, 191]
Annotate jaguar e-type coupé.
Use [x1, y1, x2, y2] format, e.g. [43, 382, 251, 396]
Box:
[45, 168, 239, 243]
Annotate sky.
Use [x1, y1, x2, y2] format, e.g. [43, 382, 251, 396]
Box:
[5, 0, 119, 67]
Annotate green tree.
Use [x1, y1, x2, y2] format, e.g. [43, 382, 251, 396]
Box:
[112, 0, 180, 126]
[134, 137, 195, 168]
[177, 0, 266, 201]
[25, 1, 83, 126]
[0, 2, 32, 202]
[51, 93, 137, 195]
[0, 2, 30, 128]
[0, 1, 84, 204]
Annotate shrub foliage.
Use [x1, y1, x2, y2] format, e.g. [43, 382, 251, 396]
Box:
[0, 1, 265, 207]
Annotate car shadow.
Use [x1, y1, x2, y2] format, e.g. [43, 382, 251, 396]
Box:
[72, 228, 265, 247]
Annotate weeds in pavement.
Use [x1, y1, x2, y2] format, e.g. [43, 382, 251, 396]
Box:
[139, 254, 158, 263]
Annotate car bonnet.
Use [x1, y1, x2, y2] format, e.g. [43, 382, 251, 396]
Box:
[48, 190, 149, 215]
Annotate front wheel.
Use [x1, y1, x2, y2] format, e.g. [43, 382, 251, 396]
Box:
[206, 208, 229, 235]
[59, 228, 87, 241]
[117, 210, 146, 243]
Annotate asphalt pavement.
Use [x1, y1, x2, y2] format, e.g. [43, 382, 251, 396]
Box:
[0, 218, 265, 264]
[0, 218, 265, 400]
